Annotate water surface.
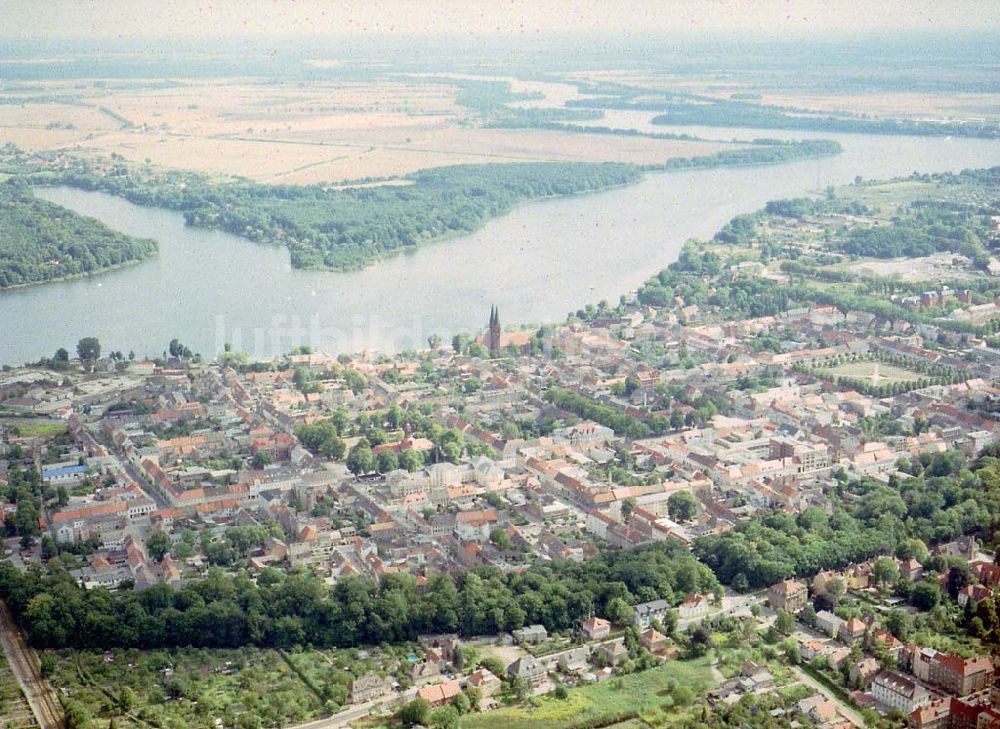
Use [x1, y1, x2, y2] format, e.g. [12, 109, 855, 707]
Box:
[2, 131, 998, 364]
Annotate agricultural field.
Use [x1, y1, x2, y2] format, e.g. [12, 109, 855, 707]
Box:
[0, 77, 733, 183]
[459, 656, 715, 729]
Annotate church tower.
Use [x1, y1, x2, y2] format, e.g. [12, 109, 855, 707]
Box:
[488, 305, 501, 355]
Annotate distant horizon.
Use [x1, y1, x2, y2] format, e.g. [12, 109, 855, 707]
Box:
[2, 28, 998, 45]
[5, 0, 999, 41]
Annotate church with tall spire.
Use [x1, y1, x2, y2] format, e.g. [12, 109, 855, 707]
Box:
[488, 305, 501, 355]
[475, 305, 532, 356]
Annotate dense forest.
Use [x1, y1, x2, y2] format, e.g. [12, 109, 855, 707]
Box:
[41, 159, 643, 271]
[0, 540, 716, 650]
[0, 177, 157, 288]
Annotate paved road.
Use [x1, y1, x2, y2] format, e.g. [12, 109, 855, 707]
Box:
[0, 600, 64, 728]
[791, 665, 865, 728]
[287, 687, 418, 729]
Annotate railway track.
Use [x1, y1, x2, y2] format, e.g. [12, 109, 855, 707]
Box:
[0, 600, 64, 728]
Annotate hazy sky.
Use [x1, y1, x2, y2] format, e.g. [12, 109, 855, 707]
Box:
[6, 0, 999, 39]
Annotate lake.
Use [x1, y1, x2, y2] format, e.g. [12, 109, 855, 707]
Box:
[2, 129, 999, 364]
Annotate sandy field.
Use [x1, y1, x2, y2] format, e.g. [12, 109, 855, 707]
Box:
[0, 77, 731, 182]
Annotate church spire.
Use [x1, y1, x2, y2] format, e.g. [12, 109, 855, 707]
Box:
[488, 305, 500, 355]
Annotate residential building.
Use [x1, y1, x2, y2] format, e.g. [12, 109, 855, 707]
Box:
[873, 671, 931, 714]
[557, 647, 590, 674]
[507, 656, 546, 687]
[928, 653, 994, 697]
[639, 628, 668, 655]
[349, 674, 388, 704]
[513, 624, 548, 645]
[594, 638, 628, 667]
[467, 668, 502, 697]
[815, 610, 844, 638]
[633, 599, 671, 629]
[416, 679, 462, 707]
[850, 658, 881, 689]
[768, 579, 808, 613]
[677, 593, 710, 620]
[838, 617, 867, 645]
[581, 616, 611, 641]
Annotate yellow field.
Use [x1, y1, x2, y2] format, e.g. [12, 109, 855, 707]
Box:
[0, 77, 732, 183]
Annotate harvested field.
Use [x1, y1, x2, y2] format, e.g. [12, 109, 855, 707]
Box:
[0, 77, 733, 182]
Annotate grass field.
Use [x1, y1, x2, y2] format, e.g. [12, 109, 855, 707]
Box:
[460, 656, 715, 729]
[0, 418, 69, 438]
[818, 360, 922, 384]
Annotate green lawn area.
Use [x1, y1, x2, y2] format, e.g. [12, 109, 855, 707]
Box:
[818, 360, 922, 384]
[460, 656, 715, 729]
[1, 418, 68, 438]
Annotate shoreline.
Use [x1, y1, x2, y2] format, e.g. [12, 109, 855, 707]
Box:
[24, 140, 841, 280]
[0, 253, 155, 294]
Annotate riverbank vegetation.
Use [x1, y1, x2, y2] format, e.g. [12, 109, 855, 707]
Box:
[0, 175, 156, 289]
[9, 138, 840, 273]
[653, 139, 841, 171]
[31, 156, 643, 271]
[563, 93, 1000, 139]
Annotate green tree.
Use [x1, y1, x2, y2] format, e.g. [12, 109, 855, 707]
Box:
[775, 609, 795, 635]
[667, 490, 698, 522]
[431, 705, 459, 729]
[885, 609, 912, 641]
[606, 596, 635, 626]
[399, 450, 423, 472]
[320, 436, 346, 460]
[77, 337, 101, 361]
[490, 528, 513, 551]
[621, 496, 637, 523]
[346, 443, 374, 476]
[40, 535, 57, 560]
[146, 531, 170, 562]
[376, 450, 398, 474]
[872, 557, 900, 587]
[398, 698, 431, 726]
[441, 442, 462, 465]
[911, 581, 940, 610]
